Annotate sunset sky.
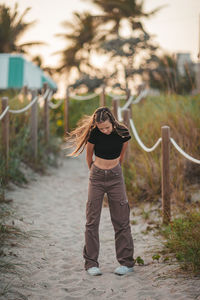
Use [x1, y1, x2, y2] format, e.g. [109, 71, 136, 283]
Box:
[1, 0, 200, 95]
[2, 0, 200, 65]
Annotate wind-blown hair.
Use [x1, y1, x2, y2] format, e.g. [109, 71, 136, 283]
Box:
[66, 106, 129, 157]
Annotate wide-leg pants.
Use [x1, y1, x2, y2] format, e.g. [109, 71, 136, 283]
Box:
[83, 163, 134, 270]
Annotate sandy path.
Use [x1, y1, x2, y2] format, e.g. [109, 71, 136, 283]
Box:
[1, 152, 200, 300]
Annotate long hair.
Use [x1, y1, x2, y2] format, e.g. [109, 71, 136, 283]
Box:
[66, 106, 129, 157]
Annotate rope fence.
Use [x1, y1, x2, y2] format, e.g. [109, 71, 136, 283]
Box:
[0, 106, 9, 121]
[0, 84, 57, 181]
[43, 88, 51, 101]
[8, 95, 38, 114]
[0, 88, 53, 117]
[63, 85, 132, 133]
[107, 93, 127, 100]
[69, 92, 98, 101]
[170, 138, 200, 164]
[1, 83, 199, 224]
[63, 85, 200, 224]
[129, 119, 162, 152]
[112, 94, 200, 224]
[48, 98, 63, 110]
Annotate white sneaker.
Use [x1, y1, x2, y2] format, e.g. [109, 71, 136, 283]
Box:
[114, 265, 134, 275]
[87, 267, 102, 276]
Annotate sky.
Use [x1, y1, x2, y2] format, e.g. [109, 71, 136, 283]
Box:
[1, 0, 200, 94]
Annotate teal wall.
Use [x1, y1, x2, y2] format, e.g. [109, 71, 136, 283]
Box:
[0, 54, 57, 90]
[8, 57, 24, 88]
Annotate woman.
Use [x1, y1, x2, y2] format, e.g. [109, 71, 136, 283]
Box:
[67, 107, 134, 276]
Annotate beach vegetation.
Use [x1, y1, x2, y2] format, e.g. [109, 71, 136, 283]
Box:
[160, 210, 200, 274]
[0, 90, 61, 186]
[0, 3, 43, 53]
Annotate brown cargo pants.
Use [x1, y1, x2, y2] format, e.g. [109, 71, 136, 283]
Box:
[83, 163, 134, 270]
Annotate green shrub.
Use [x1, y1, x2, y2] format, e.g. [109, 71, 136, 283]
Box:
[161, 210, 200, 273]
[0, 91, 61, 185]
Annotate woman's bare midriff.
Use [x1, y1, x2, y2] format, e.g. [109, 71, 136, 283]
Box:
[94, 156, 120, 170]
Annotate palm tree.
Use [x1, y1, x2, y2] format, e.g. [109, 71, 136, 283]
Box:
[56, 12, 100, 73]
[56, 0, 163, 90]
[32, 55, 43, 68]
[0, 3, 43, 53]
[31, 55, 56, 76]
[90, 0, 163, 36]
[89, 0, 162, 89]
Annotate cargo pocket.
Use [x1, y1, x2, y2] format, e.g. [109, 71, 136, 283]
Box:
[119, 199, 130, 223]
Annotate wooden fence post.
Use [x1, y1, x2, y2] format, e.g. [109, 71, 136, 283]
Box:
[64, 87, 69, 135]
[23, 85, 28, 97]
[126, 88, 131, 101]
[161, 126, 171, 224]
[123, 108, 131, 163]
[43, 83, 49, 143]
[30, 90, 38, 162]
[196, 14, 200, 93]
[196, 62, 200, 94]
[112, 98, 119, 120]
[126, 87, 132, 117]
[1, 97, 9, 176]
[100, 84, 106, 107]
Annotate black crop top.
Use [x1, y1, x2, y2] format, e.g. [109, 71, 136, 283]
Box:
[87, 126, 131, 159]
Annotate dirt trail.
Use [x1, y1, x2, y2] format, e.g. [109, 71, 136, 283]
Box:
[1, 152, 200, 300]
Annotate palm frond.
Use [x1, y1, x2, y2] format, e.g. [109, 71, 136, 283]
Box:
[0, 3, 41, 53]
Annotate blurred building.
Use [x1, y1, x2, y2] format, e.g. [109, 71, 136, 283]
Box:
[0, 54, 57, 91]
[176, 52, 200, 93]
[176, 53, 193, 76]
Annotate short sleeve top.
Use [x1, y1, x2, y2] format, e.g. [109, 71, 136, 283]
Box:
[87, 126, 131, 160]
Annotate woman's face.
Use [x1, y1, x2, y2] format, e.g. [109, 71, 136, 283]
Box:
[96, 119, 113, 135]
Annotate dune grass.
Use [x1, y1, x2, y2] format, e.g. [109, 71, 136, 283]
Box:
[0, 91, 61, 185]
[1, 90, 200, 277]
[1, 90, 199, 203]
[124, 93, 200, 274]
[124, 93, 200, 206]
[160, 209, 200, 274]
[50, 91, 200, 209]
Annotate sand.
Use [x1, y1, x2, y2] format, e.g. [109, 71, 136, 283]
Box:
[0, 151, 200, 300]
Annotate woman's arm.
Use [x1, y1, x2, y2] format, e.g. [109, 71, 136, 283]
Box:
[119, 141, 128, 165]
[86, 142, 95, 169]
